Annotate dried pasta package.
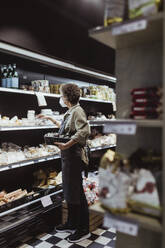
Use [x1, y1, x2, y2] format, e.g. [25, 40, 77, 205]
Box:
[99, 150, 131, 213]
[128, 0, 161, 19]
[104, 0, 128, 26]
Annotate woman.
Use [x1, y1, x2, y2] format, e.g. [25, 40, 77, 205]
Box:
[40, 83, 91, 243]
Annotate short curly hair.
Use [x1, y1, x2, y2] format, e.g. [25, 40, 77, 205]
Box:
[60, 84, 80, 105]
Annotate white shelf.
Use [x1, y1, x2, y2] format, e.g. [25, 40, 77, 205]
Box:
[90, 144, 116, 151]
[0, 87, 114, 104]
[0, 189, 63, 218]
[0, 125, 58, 131]
[0, 154, 60, 172]
[80, 97, 113, 104]
[89, 13, 163, 49]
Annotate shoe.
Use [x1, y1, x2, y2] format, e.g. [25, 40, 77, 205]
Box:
[67, 230, 91, 243]
[55, 223, 75, 234]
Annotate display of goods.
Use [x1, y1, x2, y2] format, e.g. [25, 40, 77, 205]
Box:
[128, 0, 162, 19]
[87, 134, 116, 148]
[99, 149, 161, 216]
[88, 113, 115, 121]
[130, 86, 163, 119]
[0, 143, 60, 166]
[50, 84, 61, 94]
[0, 111, 64, 127]
[44, 133, 70, 145]
[104, 0, 128, 26]
[0, 189, 34, 206]
[83, 172, 99, 206]
[33, 169, 62, 188]
[31, 80, 50, 93]
[128, 169, 161, 217]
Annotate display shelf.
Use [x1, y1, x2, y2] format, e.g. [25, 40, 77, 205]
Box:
[0, 87, 114, 104]
[90, 144, 116, 152]
[89, 12, 163, 49]
[0, 125, 58, 131]
[0, 189, 63, 218]
[80, 97, 113, 104]
[89, 119, 163, 128]
[0, 41, 116, 83]
[0, 154, 60, 172]
[90, 202, 162, 233]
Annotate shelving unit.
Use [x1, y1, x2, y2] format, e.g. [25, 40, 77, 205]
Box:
[89, 9, 164, 248]
[0, 41, 116, 245]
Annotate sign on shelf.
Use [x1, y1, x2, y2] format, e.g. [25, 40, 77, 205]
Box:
[104, 213, 139, 236]
[112, 20, 147, 36]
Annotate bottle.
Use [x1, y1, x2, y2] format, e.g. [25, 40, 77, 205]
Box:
[11, 64, 19, 88]
[1, 65, 8, 88]
[6, 64, 13, 88]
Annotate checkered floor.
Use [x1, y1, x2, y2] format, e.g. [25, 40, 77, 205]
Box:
[16, 227, 116, 248]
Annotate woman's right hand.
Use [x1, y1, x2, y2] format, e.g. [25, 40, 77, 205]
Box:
[37, 114, 50, 120]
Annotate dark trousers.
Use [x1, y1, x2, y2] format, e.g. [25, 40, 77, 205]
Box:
[67, 182, 89, 232]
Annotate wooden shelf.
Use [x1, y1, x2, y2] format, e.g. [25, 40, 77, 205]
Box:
[90, 202, 162, 233]
[89, 13, 163, 49]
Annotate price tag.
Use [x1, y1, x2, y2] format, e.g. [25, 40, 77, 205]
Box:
[103, 123, 137, 135]
[112, 20, 147, 36]
[41, 195, 53, 208]
[104, 213, 139, 236]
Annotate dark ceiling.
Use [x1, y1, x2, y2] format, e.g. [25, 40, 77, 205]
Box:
[0, 0, 115, 75]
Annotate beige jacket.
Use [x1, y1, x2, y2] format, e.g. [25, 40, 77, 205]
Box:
[62, 104, 91, 164]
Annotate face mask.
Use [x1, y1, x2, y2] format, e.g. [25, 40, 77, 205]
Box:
[59, 97, 67, 108]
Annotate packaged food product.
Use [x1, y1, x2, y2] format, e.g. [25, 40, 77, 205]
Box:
[129, 169, 161, 217]
[99, 150, 131, 213]
[128, 0, 161, 19]
[104, 0, 128, 26]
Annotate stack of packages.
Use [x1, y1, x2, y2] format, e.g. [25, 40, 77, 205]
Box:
[130, 87, 163, 119]
[99, 149, 161, 217]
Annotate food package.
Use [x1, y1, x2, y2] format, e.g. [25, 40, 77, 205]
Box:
[129, 169, 161, 216]
[128, 0, 161, 19]
[104, 0, 128, 26]
[99, 150, 131, 213]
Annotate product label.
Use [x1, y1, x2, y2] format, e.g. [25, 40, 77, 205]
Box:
[11, 77, 19, 88]
[1, 79, 6, 88]
[6, 78, 12, 88]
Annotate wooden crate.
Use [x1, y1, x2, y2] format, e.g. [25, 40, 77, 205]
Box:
[62, 201, 103, 232]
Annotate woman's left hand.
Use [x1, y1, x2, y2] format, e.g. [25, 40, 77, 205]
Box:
[54, 142, 68, 150]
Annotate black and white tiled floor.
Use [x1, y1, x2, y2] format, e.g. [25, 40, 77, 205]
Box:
[16, 227, 116, 248]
